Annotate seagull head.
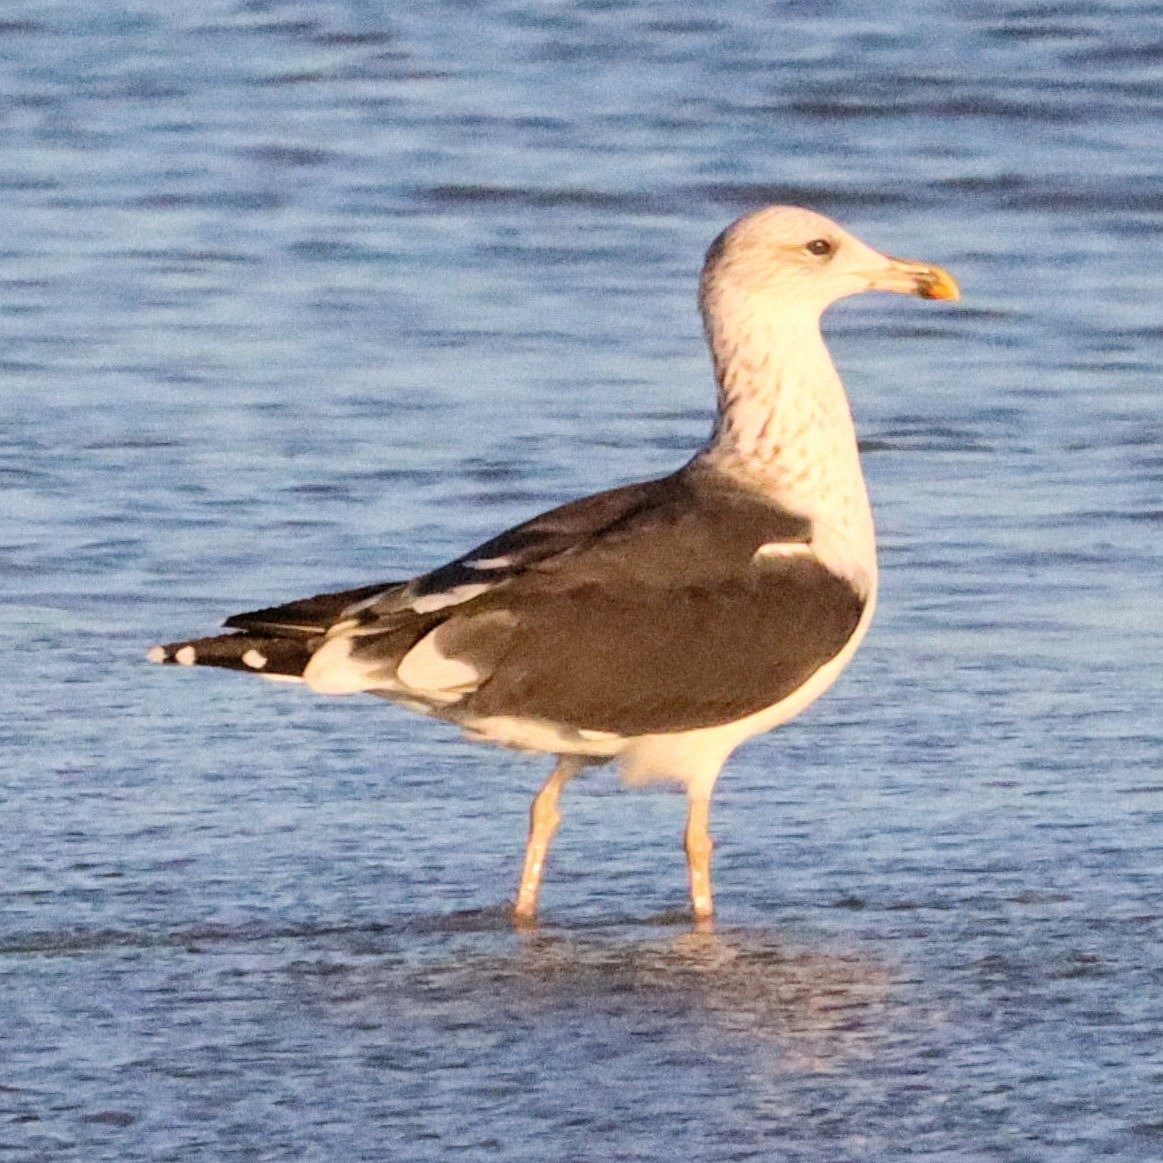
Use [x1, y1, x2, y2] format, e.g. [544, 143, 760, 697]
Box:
[700, 205, 959, 328]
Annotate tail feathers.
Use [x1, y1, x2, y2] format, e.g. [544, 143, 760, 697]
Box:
[223, 582, 401, 636]
[147, 632, 311, 681]
[149, 582, 406, 684]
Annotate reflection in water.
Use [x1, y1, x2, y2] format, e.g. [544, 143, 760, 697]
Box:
[295, 919, 892, 1079]
[513, 928, 892, 1076]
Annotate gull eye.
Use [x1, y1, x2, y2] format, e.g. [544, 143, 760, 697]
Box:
[805, 238, 834, 257]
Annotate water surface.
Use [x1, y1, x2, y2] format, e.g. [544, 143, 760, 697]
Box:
[2, 2, 1162, 1159]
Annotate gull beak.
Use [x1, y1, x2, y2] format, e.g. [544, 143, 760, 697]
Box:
[866, 255, 961, 301]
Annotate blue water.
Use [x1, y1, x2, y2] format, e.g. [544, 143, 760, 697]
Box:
[3, 1, 1162, 1158]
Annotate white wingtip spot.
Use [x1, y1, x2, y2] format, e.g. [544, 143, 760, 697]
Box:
[754, 541, 815, 562]
[410, 583, 492, 614]
[175, 645, 197, 666]
[465, 554, 514, 571]
[146, 646, 166, 664]
[241, 648, 268, 670]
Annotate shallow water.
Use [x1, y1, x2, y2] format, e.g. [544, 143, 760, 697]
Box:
[2, 1, 1162, 1159]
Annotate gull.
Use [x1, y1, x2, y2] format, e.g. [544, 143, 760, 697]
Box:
[149, 205, 959, 923]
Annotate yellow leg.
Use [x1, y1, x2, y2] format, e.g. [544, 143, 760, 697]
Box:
[514, 756, 583, 923]
[685, 794, 715, 924]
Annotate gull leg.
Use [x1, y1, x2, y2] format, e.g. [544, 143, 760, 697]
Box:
[685, 794, 715, 925]
[514, 756, 583, 923]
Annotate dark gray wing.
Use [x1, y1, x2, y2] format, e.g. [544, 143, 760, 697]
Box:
[344, 464, 864, 735]
[452, 554, 861, 735]
[153, 463, 861, 730]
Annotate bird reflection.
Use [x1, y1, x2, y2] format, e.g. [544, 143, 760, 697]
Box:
[291, 913, 894, 1078]
[503, 924, 892, 1075]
